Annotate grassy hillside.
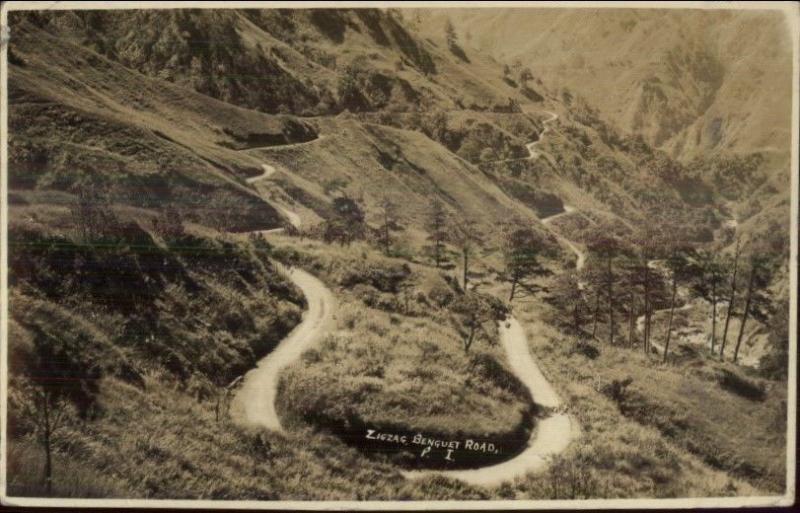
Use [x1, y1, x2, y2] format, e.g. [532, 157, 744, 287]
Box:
[512, 289, 787, 495]
[4, 5, 791, 502]
[269, 237, 533, 469]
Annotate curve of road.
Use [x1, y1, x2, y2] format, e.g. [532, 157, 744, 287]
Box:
[541, 204, 587, 275]
[232, 114, 580, 486]
[489, 110, 559, 166]
[526, 111, 558, 161]
[404, 111, 580, 487]
[246, 163, 302, 231]
[526, 114, 589, 277]
[401, 317, 577, 487]
[232, 161, 332, 430]
[230, 265, 336, 431]
[246, 163, 277, 184]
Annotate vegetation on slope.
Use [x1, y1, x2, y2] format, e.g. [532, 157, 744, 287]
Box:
[4, 5, 791, 502]
[270, 238, 531, 469]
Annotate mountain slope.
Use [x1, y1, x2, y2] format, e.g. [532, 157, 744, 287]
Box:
[419, 8, 794, 163]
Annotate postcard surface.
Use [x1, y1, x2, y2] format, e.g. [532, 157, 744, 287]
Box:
[0, 1, 797, 509]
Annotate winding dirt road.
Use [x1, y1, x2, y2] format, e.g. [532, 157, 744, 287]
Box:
[246, 163, 302, 231]
[246, 163, 278, 184]
[403, 112, 581, 487]
[541, 204, 587, 285]
[232, 160, 331, 430]
[489, 110, 559, 165]
[526, 111, 558, 161]
[524, 113, 588, 276]
[402, 317, 577, 487]
[232, 114, 579, 485]
[230, 265, 335, 431]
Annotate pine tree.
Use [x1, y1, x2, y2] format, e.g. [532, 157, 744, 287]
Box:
[426, 199, 449, 268]
[503, 221, 547, 301]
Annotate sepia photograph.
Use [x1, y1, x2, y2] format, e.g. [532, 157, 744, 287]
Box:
[0, 1, 797, 509]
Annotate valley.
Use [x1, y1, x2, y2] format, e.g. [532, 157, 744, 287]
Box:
[2, 4, 794, 505]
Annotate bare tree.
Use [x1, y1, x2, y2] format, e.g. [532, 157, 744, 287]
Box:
[16, 382, 69, 495]
[11, 317, 105, 495]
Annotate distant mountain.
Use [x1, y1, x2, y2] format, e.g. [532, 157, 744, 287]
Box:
[418, 8, 793, 165]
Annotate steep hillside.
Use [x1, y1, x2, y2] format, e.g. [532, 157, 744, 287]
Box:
[4, 5, 792, 503]
[22, 9, 533, 116]
[418, 8, 794, 164]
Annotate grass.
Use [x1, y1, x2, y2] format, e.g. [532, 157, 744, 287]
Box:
[4, 6, 791, 502]
[502, 289, 786, 497]
[268, 237, 533, 467]
[278, 298, 530, 437]
[6, 375, 493, 500]
[6, 441, 130, 498]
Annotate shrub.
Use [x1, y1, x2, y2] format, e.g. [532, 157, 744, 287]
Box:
[716, 369, 766, 402]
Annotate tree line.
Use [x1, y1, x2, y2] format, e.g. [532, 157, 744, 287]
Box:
[549, 211, 775, 366]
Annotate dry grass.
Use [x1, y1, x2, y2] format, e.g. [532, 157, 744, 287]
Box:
[505, 292, 786, 498]
[279, 298, 529, 437]
[272, 237, 531, 441]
